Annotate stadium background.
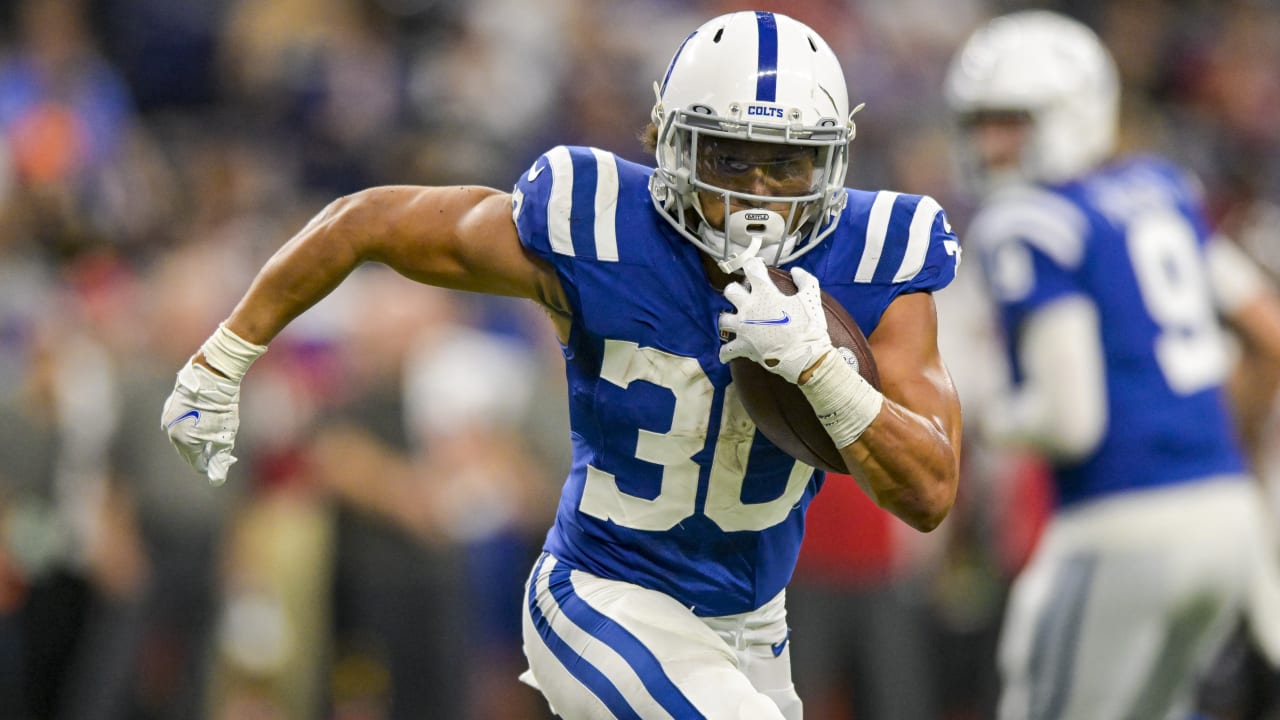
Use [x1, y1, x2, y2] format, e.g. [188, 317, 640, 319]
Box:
[0, 0, 1278, 718]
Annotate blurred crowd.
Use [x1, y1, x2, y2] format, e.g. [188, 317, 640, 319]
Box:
[1, 0, 1279, 718]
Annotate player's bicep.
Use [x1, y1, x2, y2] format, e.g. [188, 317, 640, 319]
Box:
[358, 185, 555, 303]
[869, 292, 962, 447]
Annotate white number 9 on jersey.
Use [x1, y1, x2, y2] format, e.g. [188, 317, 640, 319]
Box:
[1127, 210, 1228, 395]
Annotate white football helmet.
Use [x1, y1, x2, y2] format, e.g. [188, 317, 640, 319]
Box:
[945, 10, 1119, 186]
[649, 11, 855, 272]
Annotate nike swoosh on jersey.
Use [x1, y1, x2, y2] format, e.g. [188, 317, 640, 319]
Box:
[165, 409, 201, 430]
[527, 162, 546, 182]
[771, 630, 790, 657]
[742, 312, 790, 326]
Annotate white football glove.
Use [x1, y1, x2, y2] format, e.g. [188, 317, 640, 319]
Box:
[719, 257, 834, 384]
[161, 361, 243, 486]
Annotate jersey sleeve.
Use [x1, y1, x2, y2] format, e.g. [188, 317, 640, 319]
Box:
[510, 144, 598, 314]
[969, 186, 1091, 329]
[902, 201, 961, 294]
[511, 144, 629, 266]
[511, 146, 565, 263]
[845, 192, 961, 294]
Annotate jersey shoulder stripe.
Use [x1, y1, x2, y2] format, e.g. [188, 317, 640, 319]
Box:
[849, 190, 957, 289]
[514, 145, 624, 264]
[589, 148, 620, 262]
[545, 146, 574, 256]
[969, 185, 1089, 270]
[854, 191, 897, 282]
[895, 195, 943, 282]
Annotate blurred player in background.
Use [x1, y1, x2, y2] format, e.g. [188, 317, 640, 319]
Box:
[161, 10, 964, 719]
[945, 10, 1280, 720]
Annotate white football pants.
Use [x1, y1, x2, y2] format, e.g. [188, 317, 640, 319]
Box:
[520, 553, 802, 719]
[998, 476, 1269, 720]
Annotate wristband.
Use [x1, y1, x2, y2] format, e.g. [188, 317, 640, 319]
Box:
[199, 323, 268, 382]
[799, 349, 884, 449]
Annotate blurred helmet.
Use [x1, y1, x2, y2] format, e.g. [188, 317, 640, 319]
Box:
[649, 11, 855, 272]
[945, 10, 1119, 185]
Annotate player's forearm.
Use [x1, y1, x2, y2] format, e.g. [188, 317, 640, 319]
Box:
[1228, 292, 1280, 366]
[843, 403, 958, 532]
[223, 194, 372, 345]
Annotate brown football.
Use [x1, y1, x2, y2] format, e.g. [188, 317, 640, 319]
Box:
[728, 266, 880, 474]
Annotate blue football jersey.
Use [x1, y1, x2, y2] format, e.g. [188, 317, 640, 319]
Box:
[512, 145, 958, 616]
[971, 155, 1246, 507]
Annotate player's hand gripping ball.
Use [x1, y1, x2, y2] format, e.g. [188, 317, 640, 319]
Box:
[720, 258, 879, 473]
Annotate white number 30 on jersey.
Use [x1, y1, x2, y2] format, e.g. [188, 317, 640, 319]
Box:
[578, 340, 813, 533]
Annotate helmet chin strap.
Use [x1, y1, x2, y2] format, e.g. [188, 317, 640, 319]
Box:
[707, 209, 789, 274]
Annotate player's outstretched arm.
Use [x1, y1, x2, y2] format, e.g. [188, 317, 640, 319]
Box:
[225, 185, 564, 346]
[161, 185, 565, 485]
[845, 291, 961, 531]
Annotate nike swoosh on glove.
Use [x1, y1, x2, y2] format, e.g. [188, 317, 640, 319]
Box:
[719, 257, 834, 384]
[161, 361, 243, 485]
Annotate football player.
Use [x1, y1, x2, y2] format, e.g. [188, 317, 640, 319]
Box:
[163, 11, 963, 719]
[946, 10, 1280, 720]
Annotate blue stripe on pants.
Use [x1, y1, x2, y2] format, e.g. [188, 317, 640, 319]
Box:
[528, 555, 708, 719]
[527, 555, 644, 719]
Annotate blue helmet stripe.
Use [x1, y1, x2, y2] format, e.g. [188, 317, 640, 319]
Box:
[660, 31, 696, 95]
[754, 11, 778, 101]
